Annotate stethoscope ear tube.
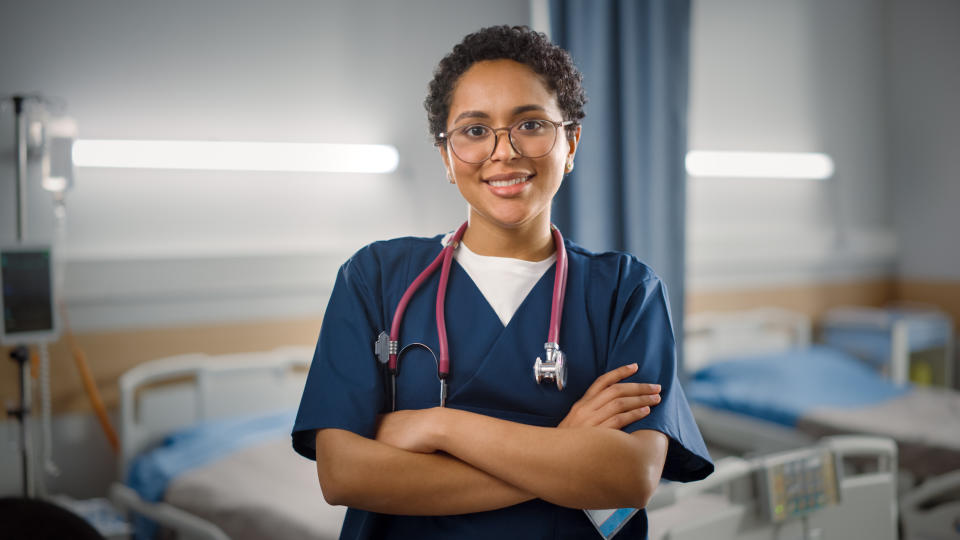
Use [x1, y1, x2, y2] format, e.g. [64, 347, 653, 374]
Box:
[533, 226, 569, 390]
[378, 222, 569, 410]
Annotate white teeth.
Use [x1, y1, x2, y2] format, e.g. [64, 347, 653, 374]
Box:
[489, 176, 529, 187]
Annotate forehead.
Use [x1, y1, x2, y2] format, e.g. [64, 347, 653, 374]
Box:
[447, 59, 561, 123]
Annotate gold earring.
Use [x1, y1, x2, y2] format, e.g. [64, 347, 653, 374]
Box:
[565, 160, 574, 173]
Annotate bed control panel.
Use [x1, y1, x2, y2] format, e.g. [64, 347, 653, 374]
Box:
[756, 447, 841, 523]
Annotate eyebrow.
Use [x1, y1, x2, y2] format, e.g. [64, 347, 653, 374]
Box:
[452, 104, 548, 125]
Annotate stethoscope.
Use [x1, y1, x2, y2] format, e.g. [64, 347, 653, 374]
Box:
[374, 221, 569, 411]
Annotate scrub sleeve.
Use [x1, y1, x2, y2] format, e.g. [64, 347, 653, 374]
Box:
[292, 248, 385, 459]
[604, 254, 713, 482]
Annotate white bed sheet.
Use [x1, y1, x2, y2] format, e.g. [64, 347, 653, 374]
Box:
[163, 437, 345, 540]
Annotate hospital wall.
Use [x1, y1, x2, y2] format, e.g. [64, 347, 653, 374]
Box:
[685, 0, 960, 334]
[0, 0, 530, 498]
[886, 0, 960, 328]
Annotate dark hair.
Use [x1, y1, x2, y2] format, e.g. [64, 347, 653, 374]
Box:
[425, 25, 586, 144]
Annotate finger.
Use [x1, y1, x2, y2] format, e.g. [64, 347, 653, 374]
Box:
[582, 363, 639, 400]
[591, 383, 661, 409]
[600, 406, 651, 429]
[592, 396, 659, 426]
[598, 394, 661, 417]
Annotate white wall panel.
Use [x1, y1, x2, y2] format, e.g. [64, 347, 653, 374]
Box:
[0, 0, 528, 330]
[687, 0, 897, 289]
[887, 0, 960, 280]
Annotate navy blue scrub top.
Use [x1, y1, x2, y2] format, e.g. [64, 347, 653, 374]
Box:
[293, 234, 713, 540]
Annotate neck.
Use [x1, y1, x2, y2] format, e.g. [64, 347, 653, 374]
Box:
[461, 211, 555, 261]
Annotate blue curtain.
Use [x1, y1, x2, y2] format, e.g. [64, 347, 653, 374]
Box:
[550, 0, 690, 368]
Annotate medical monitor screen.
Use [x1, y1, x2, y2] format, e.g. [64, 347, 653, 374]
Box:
[1, 249, 55, 337]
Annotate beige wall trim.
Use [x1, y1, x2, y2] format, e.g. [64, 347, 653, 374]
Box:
[7, 279, 955, 418]
[686, 278, 898, 320]
[1, 317, 322, 416]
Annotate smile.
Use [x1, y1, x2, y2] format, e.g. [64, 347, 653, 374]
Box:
[487, 176, 530, 187]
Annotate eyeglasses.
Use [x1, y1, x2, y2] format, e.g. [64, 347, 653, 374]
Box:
[438, 118, 574, 164]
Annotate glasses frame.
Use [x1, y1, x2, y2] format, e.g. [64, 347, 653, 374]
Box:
[438, 118, 575, 164]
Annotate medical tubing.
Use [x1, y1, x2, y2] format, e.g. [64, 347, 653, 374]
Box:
[60, 304, 120, 452]
[388, 222, 468, 372]
[434, 233, 459, 379]
[38, 343, 60, 479]
[548, 226, 568, 344]
[389, 251, 445, 371]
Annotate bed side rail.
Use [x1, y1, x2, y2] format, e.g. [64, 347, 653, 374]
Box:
[110, 483, 230, 540]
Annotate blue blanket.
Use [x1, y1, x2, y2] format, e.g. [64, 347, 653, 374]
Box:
[127, 409, 296, 502]
[126, 409, 296, 539]
[685, 346, 910, 426]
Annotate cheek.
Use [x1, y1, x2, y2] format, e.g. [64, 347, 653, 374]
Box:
[541, 147, 569, 176]
[452, 160, 480, 178]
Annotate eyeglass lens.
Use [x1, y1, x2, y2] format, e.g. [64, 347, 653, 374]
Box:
[450, 120, 559, 163]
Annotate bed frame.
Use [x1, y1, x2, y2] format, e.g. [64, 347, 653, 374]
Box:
[684, 307, 812, 376]
[683, 308, 960, 539]
[110, 345, 313, 540]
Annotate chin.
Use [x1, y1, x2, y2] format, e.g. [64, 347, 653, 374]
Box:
[483, 212, 540, 230]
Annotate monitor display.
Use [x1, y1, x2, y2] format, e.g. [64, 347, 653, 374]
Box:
[1, 248, 56, 342]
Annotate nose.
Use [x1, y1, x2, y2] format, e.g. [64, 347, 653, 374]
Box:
[489, 128, 519, 162]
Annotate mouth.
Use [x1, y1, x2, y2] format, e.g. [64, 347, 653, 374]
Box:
[488, 176, 530, 187]
[483, 172, 534, 187]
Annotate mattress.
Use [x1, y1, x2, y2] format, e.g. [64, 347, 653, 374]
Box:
[686, 346, 960, 478]
[164, 437, 345, 540]
[127, 410, 345, 539]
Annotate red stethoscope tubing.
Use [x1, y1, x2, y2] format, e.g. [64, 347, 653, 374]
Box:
[388, 221, 568, 382]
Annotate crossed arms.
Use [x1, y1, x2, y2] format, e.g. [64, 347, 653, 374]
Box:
[314, 363, 668, 515]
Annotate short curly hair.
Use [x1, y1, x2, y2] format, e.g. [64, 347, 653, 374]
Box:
[425, 25, 587, 145]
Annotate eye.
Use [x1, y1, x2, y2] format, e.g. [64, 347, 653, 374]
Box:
[459, 124, 491, 139]
[516, 120, 546, 132]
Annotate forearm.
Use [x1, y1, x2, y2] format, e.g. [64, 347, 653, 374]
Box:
[431, 408, 666, 509]
[315, 428, 533, 515]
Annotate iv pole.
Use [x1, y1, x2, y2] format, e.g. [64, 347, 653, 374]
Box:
[6, 94, 36, 498]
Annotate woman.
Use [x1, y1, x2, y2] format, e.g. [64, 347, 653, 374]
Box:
[293, 26, 712, 539]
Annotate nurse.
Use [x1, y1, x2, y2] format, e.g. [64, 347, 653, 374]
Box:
[293, 25, 713, 539]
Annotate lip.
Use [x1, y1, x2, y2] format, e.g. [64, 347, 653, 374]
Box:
[483, 171, 534, 183]
[483, 171, 534, 197]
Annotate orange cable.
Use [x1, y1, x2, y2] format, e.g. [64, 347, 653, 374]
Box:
[60, 303, 120, 453]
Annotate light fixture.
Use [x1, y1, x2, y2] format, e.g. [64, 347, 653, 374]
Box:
[685, 151, 834, 180]
[73, 140, 399, 174]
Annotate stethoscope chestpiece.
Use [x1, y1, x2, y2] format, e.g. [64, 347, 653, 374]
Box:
[534, 342, 567, 391]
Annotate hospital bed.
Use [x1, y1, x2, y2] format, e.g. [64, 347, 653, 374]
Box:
[108, 346, 346, 540]
[819, 305, 955, 388]
[683, 308, 960, 539]
[647, 435, 899, 540]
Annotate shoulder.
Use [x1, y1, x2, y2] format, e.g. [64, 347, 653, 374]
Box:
[565, 239, 662, 292]
[351, 235, 444, 264]
[339, 234, 445, 283]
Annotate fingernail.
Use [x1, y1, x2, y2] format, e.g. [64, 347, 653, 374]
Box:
[630, 363, 638, 369]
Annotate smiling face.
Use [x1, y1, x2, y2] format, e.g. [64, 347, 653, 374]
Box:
[440, 59, 579, 240]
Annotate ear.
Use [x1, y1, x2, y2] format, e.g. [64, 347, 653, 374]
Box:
[566, 124, 582, 162]
[439, 144, 455, 183]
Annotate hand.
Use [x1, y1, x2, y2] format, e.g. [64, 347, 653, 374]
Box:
[375, 408, 442, 454]
[558, 363, 661, 429]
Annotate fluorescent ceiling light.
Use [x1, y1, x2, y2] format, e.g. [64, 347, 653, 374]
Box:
[685, 151, 834, 180]
[73, 140, 399, 173]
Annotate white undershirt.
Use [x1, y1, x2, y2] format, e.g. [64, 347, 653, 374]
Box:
[442, 235, 556, 327]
